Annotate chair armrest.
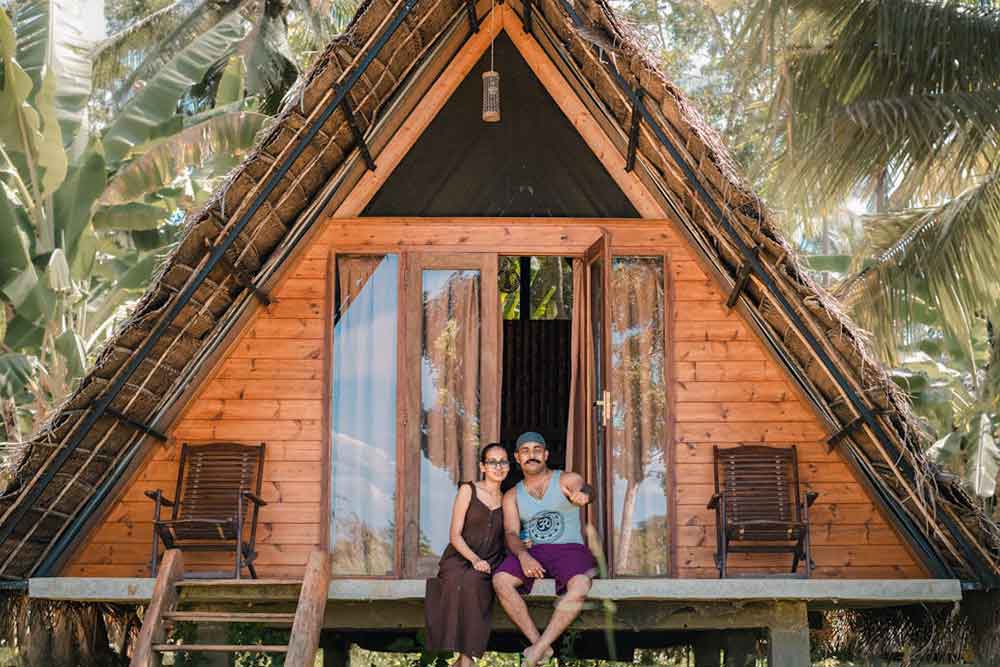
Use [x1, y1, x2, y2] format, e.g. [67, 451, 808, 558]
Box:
[242, 490, 268, 506]
[805, 491, 819, 507]
[144, 489, 175, 507]
[707, 493, 721, 510]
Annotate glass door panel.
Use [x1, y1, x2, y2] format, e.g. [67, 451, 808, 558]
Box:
[405, 254, 498, 576]
[329, 254, 399, 576]
[609, 256, 670, 576]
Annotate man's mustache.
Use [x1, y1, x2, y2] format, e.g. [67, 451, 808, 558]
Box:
[524, 458, 542, 465]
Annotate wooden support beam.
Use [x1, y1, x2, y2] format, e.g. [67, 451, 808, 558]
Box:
[766, 601, 809, 667]
[342, 97, 377, 172]
[827, 412, 890, 452]
[726, 245, 760, 309]
[523, 0, 533, 34]
[204, 239, 272, 305]
[104, 407, 167, 443]
[464, 0, 479, 33]
[286, 550, 332, 667]
[130, 549, 184, 667]
[625, 88, 643, 173]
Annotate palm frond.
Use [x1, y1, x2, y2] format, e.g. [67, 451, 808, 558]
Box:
[102, 12, 249, 163]
[91, 0, 193, 93]
[750, 0, 1000, 211]
[841, 173, 1000, 364]
[97, 0, 250, 109]
[100, 110, 270, 206]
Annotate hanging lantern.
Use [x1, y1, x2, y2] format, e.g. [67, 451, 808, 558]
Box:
[482, 70, 500, 123]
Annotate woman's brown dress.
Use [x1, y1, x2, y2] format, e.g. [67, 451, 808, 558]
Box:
[425, 482, 505, 658]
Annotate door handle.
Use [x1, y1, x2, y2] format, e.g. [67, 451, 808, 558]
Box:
[593, 390, 611, 426]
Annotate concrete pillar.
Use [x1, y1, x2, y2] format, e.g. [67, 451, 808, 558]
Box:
[767, 602, 809, 667]
[694, 631, 722, 667]
[723, 630, 758, 667]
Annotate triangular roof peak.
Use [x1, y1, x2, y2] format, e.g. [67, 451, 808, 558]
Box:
[0, 0, 996, 584]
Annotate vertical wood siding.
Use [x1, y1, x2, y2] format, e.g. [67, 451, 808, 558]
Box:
[64, 220, 925, 579]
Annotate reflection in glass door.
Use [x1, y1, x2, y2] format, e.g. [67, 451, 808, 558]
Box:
[329, 254, 399, 576]
[609, 256, 670, 576]
[406, 255, 498, 576]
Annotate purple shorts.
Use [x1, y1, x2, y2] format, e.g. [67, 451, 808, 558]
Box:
[495, 543, 598, 595]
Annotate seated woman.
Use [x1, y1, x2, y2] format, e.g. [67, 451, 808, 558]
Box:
[425, 443, 510, 666]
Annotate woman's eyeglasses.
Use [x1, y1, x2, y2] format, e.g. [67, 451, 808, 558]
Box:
[483, 459, 510, 469]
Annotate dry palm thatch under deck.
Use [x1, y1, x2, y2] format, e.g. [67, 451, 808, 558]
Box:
[0, 0, 998, 584]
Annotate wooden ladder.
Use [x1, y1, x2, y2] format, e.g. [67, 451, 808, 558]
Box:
[130, 549, 330, 667]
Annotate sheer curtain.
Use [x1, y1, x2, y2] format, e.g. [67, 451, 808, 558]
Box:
[419, 270, 482, 573]
[330, 254, 398, 576]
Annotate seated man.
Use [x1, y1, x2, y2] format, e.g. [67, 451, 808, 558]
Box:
[492, 432, 597, 666]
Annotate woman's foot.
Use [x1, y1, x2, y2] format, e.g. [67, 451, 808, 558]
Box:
[522, 644, 554, 667]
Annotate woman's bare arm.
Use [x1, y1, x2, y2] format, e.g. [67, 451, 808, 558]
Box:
[449, 484, 484, 565]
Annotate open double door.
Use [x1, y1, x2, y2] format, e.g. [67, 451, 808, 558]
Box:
[397, 229, 615, 576]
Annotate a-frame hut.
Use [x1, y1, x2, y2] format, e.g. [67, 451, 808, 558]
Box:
[1, 0, 998, 663]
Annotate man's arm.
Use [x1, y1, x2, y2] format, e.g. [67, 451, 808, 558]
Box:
[560, 471, 594, 507]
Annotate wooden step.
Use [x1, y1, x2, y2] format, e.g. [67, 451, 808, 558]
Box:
[162, 611, 296, 624]
[153, 644, 289, 653]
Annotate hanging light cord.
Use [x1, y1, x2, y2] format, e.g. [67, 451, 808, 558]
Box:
[490, 0, 495, 70]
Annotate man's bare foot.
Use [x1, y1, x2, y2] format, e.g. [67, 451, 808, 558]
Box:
[522, 644, 554, 667]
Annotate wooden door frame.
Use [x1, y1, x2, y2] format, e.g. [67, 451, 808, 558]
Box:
[324, 221, 677, 579]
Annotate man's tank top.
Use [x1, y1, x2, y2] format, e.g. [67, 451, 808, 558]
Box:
[516, 470, 584, 545]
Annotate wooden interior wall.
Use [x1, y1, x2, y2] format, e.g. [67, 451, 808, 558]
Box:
[63, 219, 925, 579]
[63, 247, 328, 578]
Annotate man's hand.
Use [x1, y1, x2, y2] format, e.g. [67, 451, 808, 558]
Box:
[518, 552, 546, 578]
[568, 483, 592, 507]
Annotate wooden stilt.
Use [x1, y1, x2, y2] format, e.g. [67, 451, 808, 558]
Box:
[723, 630, 758, 667]
[693, 631, 722, 667]
[322, 635, 350, 667]
[767, 602, 810, 667]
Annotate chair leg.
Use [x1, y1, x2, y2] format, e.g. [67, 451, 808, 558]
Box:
[720, 537, 728, 579]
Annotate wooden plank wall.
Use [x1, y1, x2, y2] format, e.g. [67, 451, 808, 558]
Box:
[669, 246, 925, 578]
[63, 219, 925, 579]
[64, 249, 329, 578]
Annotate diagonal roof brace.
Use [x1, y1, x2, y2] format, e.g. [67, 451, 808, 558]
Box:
[625, 87, 643, 173]
[342, 95, 377, 173]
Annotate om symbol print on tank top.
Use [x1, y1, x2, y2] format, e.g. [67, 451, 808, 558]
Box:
[526, 510, 565, 544]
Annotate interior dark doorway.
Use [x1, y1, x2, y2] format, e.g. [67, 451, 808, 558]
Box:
[498, 256, 573, 491]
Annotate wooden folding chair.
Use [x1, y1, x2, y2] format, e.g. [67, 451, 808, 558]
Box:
[708, 445, 818, 578]
[146, 442, 266, 579]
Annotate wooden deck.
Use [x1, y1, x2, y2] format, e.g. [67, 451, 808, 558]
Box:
[30, 576, 961, 608]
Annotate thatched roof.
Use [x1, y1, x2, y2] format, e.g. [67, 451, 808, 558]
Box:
[1, 0, 998, 584]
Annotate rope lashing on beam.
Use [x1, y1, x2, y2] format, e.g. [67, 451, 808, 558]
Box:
[0, 0, 423, 565]
[545, 0, 996, 585]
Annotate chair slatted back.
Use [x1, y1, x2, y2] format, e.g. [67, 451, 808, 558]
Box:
[171, 443, 266, 522]
[714, 445, 802, 526]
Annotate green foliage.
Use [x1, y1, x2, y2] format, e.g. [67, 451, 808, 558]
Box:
[0, 0, 357, 451]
